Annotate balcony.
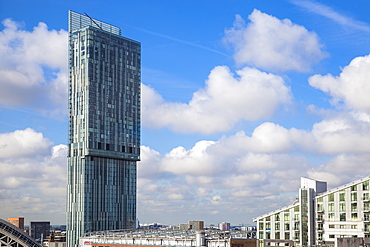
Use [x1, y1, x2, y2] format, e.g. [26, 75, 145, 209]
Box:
[363, 197, 370, 203]
[317, 227, 324, 232]
[363, 207, 370, 213]
[316, 217, 324, 222]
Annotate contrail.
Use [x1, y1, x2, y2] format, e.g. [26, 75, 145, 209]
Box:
[119, 22, 229, 57]
[291, 0, 370, 33]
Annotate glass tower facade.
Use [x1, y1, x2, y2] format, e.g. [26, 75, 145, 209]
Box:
[67, 10, 140, 247]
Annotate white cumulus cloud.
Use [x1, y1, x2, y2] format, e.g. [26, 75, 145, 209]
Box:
[309, 54, 370, 113]
[0, 129, 67, 223]
[0, 19, 68, 117]
[142, 66, 291, 134]
[0, 128, 53, 159]
[223, 9, 327, 72]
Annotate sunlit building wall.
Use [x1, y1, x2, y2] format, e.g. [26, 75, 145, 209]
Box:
[8, 217, 24, 231]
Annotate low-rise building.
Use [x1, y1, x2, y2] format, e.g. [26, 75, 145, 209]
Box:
[80, 229, 256, 247]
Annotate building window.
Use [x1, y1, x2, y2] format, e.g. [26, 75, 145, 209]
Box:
[352, 213, 358, 221]
[351, 185, 357, 191]
[329, 235, 335, 239]
[293, 214, 299, 221]
[266, 216, 270, 221]
[365, 224, 370, 232]
[294, 206, 299, 212]
[340, 203, 346, 211]
[363, 181, 369, 190]
[266, 222, 271, 230]
[364, 214, 370, 221]
[328, 213, 334, 221]
[275, 222, 280, 230]
[294, 232, 300, 241]
[284, 213, 290, 221]
[340, 193, 345, 201]
[259, 232, 264, 239]
[351, 225, 358, 229]
[340, 225, 346, 229]
[318, 223, 323, 231]
[284, 223, 290, 231]
[351, 192, 357, 201]
[317, 204, 323, 212]
[364, 192, 369, 201]
[328, 193, 334, 201]
[351, 203, 357, 211]
[275, 232, 280, 240]
[275, 213, 280, 221]
[294, 222, 300, 231]
[317, 197, 323, 202]
[285, 232, 290, 240]
[328, 203, 334, 212]
[340, 213, 346, 221]
[329, 224, 334, 228]
[259, 222, 263, 230]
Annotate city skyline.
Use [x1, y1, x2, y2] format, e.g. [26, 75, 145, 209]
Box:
[1, 0, 370, 226]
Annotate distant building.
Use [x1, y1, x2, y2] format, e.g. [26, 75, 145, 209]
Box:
[80, 229, 256, 247]
[139, 223, 166, 230]
[219, 222, 231, 231]
[254, 176, 370, 247]
[178, 223, 188, 230]
[189, 221, 204, 230]
[8, 217, 24, 231]
[30, 221, 50, 241]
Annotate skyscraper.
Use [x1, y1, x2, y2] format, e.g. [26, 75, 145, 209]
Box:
[67, 10, 140, 247]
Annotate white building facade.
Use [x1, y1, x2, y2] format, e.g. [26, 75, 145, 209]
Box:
[254, 176, 370, 247]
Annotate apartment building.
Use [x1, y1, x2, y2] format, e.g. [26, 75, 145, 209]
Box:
[254, 176, 370, 247]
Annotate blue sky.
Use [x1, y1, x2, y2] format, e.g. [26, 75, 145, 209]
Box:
[1, 0, 370, 226]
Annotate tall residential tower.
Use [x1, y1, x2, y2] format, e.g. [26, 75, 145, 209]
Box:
[67, 11, 140, 247]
